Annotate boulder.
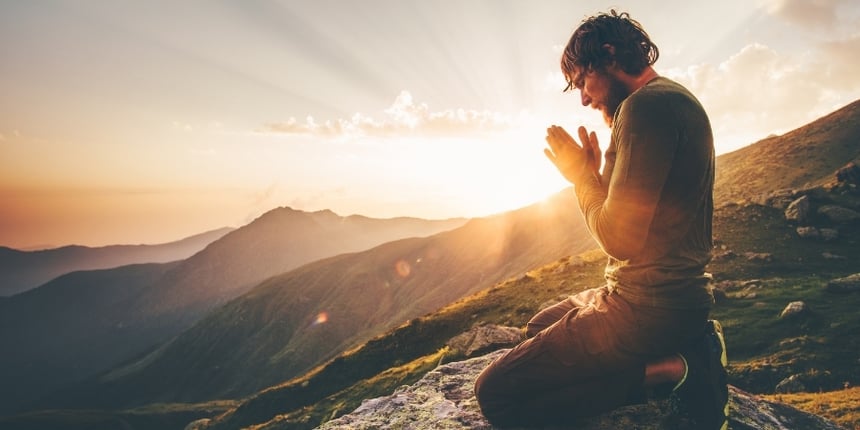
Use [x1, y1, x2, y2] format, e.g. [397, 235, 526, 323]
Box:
[826, 273, 860, 293]
[775, 374, 807, 394]
[817, 205, 860, 223]
[819, 228, 839, 241]
[744, 252, 773, 263]
[796, 226, 820, 239]
[447, 325, 523, 358]
[835, 162, 860, 185]
[317, 349, 845, 430]
[780, 301, 808, 319]
[785, 195, 811, 224]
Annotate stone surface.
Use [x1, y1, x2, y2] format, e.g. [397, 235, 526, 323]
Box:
[826, 273, 860, 293]
[744, 252, 774, 263]
[447, 325, 523, 358]
[780, 301, 808, 319]
[316, 349, 845, 430]
[775, 374, 807, 394]
[785, 195, 811, 224]
[796, 226, 820, 239]
[817, 205, 860, 223]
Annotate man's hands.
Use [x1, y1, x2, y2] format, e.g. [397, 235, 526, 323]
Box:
[544, 125, 602, 185]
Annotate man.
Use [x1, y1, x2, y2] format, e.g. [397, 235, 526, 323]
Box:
[474, 10, 728, 429]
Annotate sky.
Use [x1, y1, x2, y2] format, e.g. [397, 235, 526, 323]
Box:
[1, 0, 859, 249]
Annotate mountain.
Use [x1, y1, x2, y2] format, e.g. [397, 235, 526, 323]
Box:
[195, 98, 860, 430]
[0, 208, 465, 415]
[0, 262, 181, 416]
[714, 99, 860, 204]
[40, 189, 596, 411]
[8, 99, 860, 429]
[0, 227, 234, 297]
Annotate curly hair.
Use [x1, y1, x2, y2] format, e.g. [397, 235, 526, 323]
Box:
[561, 10, 659, 91]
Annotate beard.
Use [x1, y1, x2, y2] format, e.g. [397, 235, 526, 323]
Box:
[601, 74, 630, 127]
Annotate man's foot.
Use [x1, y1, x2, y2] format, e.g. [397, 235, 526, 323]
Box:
[670, 319, 729, 430]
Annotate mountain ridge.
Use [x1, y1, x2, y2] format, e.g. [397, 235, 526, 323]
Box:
[0, 227, 234, 297]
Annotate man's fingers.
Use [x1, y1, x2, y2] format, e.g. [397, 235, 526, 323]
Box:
[543, 148, 559, 166]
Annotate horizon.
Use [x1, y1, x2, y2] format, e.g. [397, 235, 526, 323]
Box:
[2, 0, 860, 249]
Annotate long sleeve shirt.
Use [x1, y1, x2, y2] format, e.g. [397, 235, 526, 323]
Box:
[575, 77, 715, 309]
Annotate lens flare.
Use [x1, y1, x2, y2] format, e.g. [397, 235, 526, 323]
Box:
[311, 311, 328, 326]
[395, 259, 411, 278]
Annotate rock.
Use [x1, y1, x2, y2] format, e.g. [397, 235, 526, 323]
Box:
[796, 226, 820, 239]
[447, 325, 523, 358]
[744, 252, 773, 263]
[780, 301, 808, 319]
[775, 374, 807, 394]
[817, 205, 860, 223]
[711, 249, 736, 262]
[826, 273, 860, 293]
[819, 228, 839, 240]
[185, 419, 211, 430]
[317, 349, 845, 430]
[752, 189, 796, 210]
[836, 161, 860, 185]
[785, 195, 811, 223]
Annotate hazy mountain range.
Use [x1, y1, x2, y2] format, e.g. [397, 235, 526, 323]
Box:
[0, 227, 234, 297]
[0, 210, 465, 414]
[1, 99, 858, 429]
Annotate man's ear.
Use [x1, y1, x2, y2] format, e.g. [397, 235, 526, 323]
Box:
[602, 43, 619, 71]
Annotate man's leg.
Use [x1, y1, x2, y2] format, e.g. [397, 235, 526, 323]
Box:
[475, 287, 645, 427]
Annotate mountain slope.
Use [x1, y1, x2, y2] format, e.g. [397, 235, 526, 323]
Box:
[46, 189, 595, 410]
[2, 209, 464, 415]
[199, 99, 860, 430]
[0, 262, 181, 415]
[715, 99, 860, 204]
[0, 227, 233, 297]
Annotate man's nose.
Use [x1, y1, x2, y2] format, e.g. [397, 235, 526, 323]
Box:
[580, 92, 591, 107]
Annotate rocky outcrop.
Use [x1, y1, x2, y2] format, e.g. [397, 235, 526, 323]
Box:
[826, 273, 860, 293]
[316, 349, 845, 430]
[447, 325, 523, 358]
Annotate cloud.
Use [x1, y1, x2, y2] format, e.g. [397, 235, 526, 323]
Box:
[260, 91, 519, 138]
[762, 0, 843, 30]
[666, 40, 860, 151]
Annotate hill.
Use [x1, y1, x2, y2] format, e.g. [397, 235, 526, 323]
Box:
[40, 189, 596, 411]
[0, 209, 464, 415]
[0, 227, 233, 297]
[194, 99, 860, 430]
[714, 99, 860, 205]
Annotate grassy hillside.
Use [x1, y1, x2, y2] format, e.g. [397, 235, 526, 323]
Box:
[39, 190, 595, 411]
[714, 99, 860, 205]
[0, 262, 181, 415]
[3, 208, 463, 416]
[204, 185, 860, 430]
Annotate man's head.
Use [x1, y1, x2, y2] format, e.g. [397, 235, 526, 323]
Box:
[561, 10, 659, 125]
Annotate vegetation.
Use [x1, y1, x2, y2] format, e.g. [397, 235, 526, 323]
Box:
[209, 187, 860, 430]
[764, 387, 860, 430]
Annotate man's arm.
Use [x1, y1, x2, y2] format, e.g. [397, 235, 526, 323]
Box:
[575, 98, 680, 261]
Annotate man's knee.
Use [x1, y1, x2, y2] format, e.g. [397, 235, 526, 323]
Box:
[474, 362, 515, 426]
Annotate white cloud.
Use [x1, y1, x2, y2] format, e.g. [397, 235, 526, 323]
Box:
[666, 40, 860, 152]
[762, 0, 851, 31]
[260, 91, 520, 138]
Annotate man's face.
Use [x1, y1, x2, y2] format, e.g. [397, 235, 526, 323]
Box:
[569, 66, 630, 127]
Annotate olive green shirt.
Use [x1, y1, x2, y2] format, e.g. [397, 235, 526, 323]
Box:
[575, 77, 715, 309]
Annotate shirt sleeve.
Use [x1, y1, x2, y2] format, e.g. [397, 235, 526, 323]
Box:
[574, 96, 680, 261]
